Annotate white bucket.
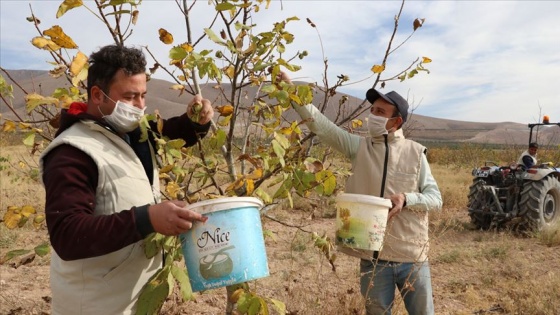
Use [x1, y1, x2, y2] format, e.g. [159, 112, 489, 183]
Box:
[180, 197, 269, 292]
[335, 193, 392, 255]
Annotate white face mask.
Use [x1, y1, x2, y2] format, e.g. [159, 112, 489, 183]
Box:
[367, 114, 390, 137]
[99, 100, 145, 133]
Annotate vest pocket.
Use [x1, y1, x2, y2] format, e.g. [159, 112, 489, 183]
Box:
[386, 170, 417, 193]
[102, 243, 140, 284]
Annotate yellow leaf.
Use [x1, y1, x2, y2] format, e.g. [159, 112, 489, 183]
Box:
[3, 211, 22, 229]
[217, 104, 234, 116]
[159, 28, 174, 45]
[18, 161, 26, 169]
[422, 56, 432, 63]
[246, 168, 263, 180]
[18, 122, 32, 130]
[245, 179, 255, 195]
[225, 178, 244, 194]
[70, 51, 88, 76]
[371, 64, 385, 74]
[3, 120, 17, 132]
[71, 66, 88, 87]
[7, 206, 21, 213]
[43, 25, 78, 49]
[180, 43, 193, 53]
[224, 66, 235, 79]
[21, 205, 36, 217]
[278, 126, 292, 135]
[33, 214, 46, 229]
[25, 93, 59, 113]
[31, 37, 61, 51]
[159, 164, 174, 173]
[351, 119, 363, 129]
[56, 0, 83, 18]
[166, 182, 181, 199]
[218, 114, 232, 127]
[170, 84, 185, 91]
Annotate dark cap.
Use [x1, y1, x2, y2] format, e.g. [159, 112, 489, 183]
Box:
[529, 142, 538, 148]
[366, 88, 409, 123]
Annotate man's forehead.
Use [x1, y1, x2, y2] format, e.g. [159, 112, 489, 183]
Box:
[372, 100, 396, 111]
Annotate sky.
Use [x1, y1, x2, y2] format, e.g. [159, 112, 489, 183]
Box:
[1, 0, 559, 124]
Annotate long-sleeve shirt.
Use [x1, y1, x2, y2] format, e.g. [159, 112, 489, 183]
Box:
[41, 103, 210, 260]
[293, 104, 441, 211]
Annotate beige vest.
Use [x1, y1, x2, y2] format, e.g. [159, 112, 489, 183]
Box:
[342, 130, 429, 263]
[40, 121, 162, 315]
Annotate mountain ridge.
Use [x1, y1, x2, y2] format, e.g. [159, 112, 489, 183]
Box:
[2, 69, 558, 146]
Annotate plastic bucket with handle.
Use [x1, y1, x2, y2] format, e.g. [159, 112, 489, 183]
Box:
[180, 197, 268, 292]
[335, 193, 392, 256]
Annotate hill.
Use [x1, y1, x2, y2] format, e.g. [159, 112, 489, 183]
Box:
[2, 69, 559, 146]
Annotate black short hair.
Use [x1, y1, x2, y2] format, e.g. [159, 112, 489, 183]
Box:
[87, 45, 146, 98]
[529, 142, 538, 148]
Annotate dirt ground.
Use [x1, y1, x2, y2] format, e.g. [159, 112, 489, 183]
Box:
[1, 206, 560, 315]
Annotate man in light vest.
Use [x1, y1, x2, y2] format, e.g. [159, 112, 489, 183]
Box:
[518, 142, 538, 168]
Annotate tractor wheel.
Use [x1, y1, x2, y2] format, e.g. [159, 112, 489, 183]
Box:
[467, 179, 493, 230]
[518, 176, 560, 231]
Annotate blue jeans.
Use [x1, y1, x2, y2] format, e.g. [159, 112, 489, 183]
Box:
[360, 259, 434, 315]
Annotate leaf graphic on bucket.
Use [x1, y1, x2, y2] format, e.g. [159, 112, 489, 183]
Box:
[335, 193, 392, 256]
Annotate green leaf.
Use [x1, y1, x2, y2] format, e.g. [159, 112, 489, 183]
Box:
[136, 268, 171, 315]
[276, 90, 289, 103]
[262, 229, 277, 241]
[1, 249, 31, 264]
[170, 264, 194, 301]
[167, 138, 186, 150]
[22, 132, 35, 147]
[216, 2, 235, 11]
[236, 294, 254, 314]
[108, 0, 140, 5]
[209, 129, 227, 149]
[297, 85, 314, 105]
[315, 170, 336, 196]
[204, 28, 226, 46]
[273, 132, 290, 149]
[261, 84, 277, 94]
[0, 75, 14, 99]
[162, 235, 176, 252]
[34, 242, 50, 257]
[271, 140, 285, 167]
[143, 233, 164, 259]
[270, 298, 286, 315]
[254, 188, 272, 204]
[169, 46, 188, 61]
[247, 296, 262, 315]
[56, 0, 83, 18]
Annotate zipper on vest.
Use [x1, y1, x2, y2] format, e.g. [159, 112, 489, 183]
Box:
[379, 134, 389, 197]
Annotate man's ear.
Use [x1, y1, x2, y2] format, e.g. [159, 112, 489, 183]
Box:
[89, 86, 104, 105]
[392, 116, 404, 131]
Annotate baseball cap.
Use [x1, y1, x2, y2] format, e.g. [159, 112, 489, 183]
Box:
[366, 88, 409, 123]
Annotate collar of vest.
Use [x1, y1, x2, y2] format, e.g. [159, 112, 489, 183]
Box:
[370, 128, 405, 143]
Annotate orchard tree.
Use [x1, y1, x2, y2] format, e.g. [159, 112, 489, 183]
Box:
[0, 0, 430, 314]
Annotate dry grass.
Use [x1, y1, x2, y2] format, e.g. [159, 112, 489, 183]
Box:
[1, 144, 560, 315]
